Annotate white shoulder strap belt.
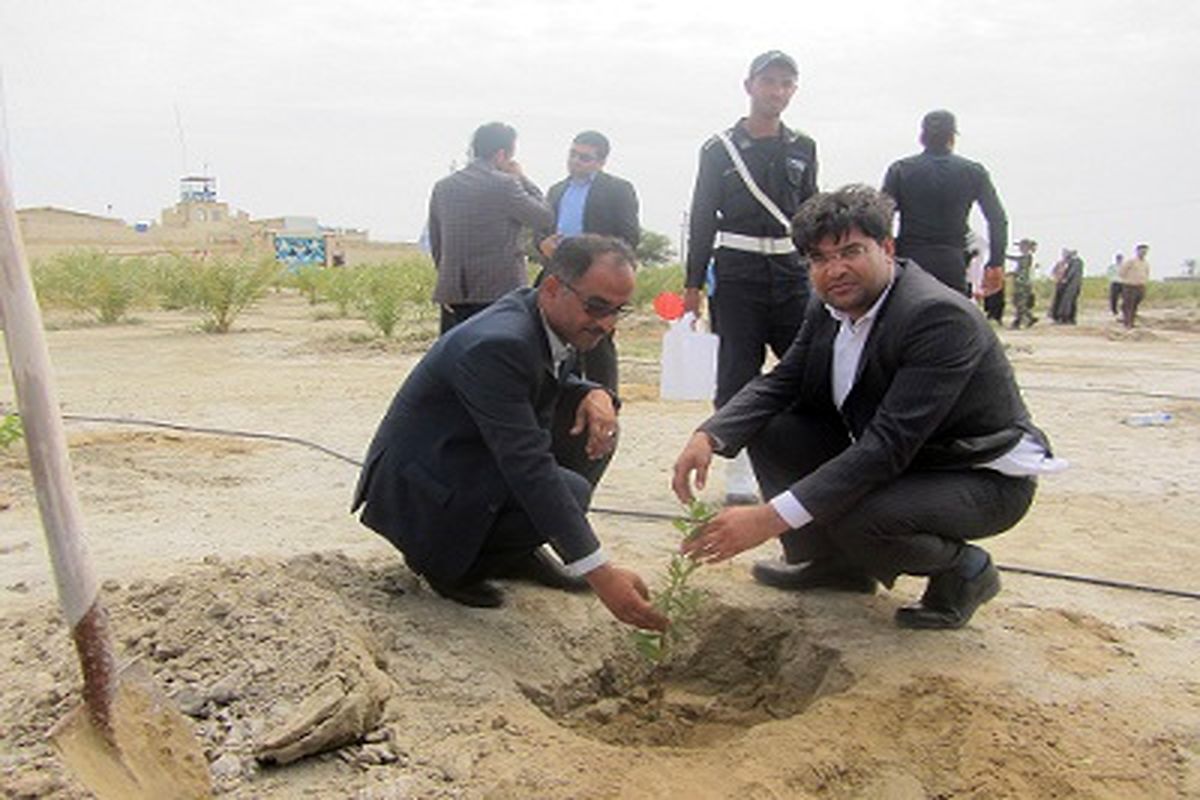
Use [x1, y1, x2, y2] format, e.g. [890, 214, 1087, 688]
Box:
[716, 131, 793, 232]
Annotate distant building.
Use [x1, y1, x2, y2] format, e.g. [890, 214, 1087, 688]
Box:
[17, 174, 413, 265]
[160, 175, 253, 232]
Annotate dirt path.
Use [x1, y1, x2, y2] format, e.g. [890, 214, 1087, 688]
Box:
[1, 295, 1197, 798]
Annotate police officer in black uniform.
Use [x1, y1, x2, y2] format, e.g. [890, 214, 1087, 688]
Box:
[882, 110, 1008, 295]
[684, 50, 819, 413]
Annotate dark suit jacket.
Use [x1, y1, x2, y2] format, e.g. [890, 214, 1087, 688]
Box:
[702, 259, 1050, 524]
[352, 288, 601, 583]
[544, 171, 640, 248]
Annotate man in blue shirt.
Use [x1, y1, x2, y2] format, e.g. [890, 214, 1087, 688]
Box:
[538, 131, 640, 391]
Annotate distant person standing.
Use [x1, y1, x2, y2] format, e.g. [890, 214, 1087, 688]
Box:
[429, 122, 554, 333]
[1118, 244, 1151, 328]
[684, 50, 819, 504]
[1107, 252, 1124, 317]
[1049, 248, 1084, 324]
[538, 131, 641, 391]
[1007, 238, 1038, 329]
[882, 110, 1008, 295]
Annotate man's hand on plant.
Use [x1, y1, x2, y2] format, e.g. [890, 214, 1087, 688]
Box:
[572, 388, 618, 459]
[680, 504, 789, 564]
[671, 431, 714, 503]
[587, 564, 669, 631]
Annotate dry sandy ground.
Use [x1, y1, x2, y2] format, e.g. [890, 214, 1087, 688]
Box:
[1, 294, 1197, 799]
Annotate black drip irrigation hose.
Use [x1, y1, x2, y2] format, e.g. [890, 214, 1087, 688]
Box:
[62, 413, 363, 467]
[53, 412, 1200, 603]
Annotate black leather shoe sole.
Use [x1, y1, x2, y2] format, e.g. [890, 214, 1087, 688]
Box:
[751, 559, 877, 594]
[895, 562, 1001, 630]
[425, 576, 505, 608]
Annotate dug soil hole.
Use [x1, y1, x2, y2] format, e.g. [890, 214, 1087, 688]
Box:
[520, 605, 853, 748]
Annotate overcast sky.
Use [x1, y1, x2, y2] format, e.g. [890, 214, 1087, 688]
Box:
[2, 0, 1197, 276]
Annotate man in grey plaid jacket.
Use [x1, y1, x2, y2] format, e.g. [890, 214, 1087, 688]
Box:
[429, 122, 554, 333]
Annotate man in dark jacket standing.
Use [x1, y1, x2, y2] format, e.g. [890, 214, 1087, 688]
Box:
[673, 186, 1063, 630]
[882, 110, 1008, 295]
[538, 131, 640, 391]
[354, 235, 666, 632]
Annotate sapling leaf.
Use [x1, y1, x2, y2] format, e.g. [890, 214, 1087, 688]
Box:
[629, 499, 719, 664]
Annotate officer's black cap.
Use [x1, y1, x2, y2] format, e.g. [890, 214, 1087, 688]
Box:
[748, 50, 798, 79]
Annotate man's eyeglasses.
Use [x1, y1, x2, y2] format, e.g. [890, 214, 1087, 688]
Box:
[808, 242, 870, 267]
[568, 149, 600, 163]
[562, 282, 633, 320]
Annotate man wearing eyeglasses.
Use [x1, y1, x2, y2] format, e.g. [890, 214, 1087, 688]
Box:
[537, 131, 640, 393]
[672, 186, 1063, 630]
[355, 235, 667, 632]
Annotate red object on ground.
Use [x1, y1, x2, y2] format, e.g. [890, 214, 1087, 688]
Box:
[653, 291, 685, 321]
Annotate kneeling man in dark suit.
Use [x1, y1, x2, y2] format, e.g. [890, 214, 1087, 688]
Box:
[355, 235, 667, 632]
[672, 185, 1063, 629]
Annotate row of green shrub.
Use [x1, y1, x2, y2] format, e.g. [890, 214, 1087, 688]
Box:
[31, 251, 446, 337]
[285, 259, 438, 337]
[33, 250, 281, 333]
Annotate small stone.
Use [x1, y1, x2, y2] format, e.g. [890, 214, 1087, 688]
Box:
[207, 601, 233, 621]
[153, 641, 186, 661]
[360, 743, 398, 765]
[363, 727, 391, 744]
[175, 687, 208, 718]
[205, 674, 242, 705]
[101, 578, 121, 592]
[209, 752, 243, 783]
[6, 582, 29, 594]
[490, 715, 508, 730]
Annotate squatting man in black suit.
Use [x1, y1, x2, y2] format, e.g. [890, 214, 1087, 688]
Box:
[354, 235, 668, 632]
[672, 186, 1064, 629]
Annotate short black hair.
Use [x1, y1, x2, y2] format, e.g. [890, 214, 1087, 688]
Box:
[920, 109, 957, 152]
[572, 130, 611, 161]
[546, 234, 636, 283]
[471, 122, 517, 161]
[790, 184, 895, 254]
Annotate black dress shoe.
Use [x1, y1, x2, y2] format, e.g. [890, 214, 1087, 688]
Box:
[751, 558, 877, 594]
[495, 548, 590, 592]
[895, 559, 1001, 630]
[424, 575, 505, 608]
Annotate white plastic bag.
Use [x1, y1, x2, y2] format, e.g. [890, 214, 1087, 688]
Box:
[659, 312, 718, 401]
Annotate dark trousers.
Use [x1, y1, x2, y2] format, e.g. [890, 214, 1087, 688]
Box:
[711, 276, 808, 407]
[459, 395, 613, 584]
[1120, 284, 1145, 328]
[983, 290, 1005, 323]
[746, 410, 1036, 584]
[897, 243, 969, 296]
[440, 302, 491, 334]
[1109, 281, 1122, 315]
